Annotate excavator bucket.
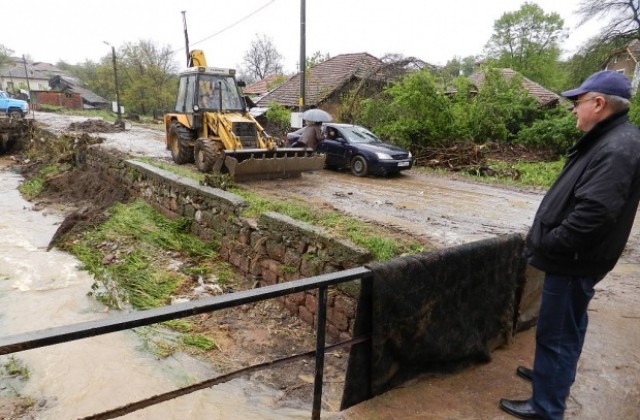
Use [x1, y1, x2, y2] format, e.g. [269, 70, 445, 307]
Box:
[222, 148, 326, 181]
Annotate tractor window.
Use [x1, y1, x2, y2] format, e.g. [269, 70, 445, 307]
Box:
[175, 77, 187, 112]
[175, 75, 197, 112]
[196, 74, 244, 111]
[184, 75, 196, 113]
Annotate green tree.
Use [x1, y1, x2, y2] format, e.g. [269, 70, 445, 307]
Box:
[442, 56, 478, 81]
[117, 40, 178, 115]
[464, 68, 540, 143]
[484, 2, 565, 90]
[359, 69, 454, 147]
[306, 51, 330, 68]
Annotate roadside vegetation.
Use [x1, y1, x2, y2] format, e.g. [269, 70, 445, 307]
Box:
[138, 158, 426, 260]
[58, 198, 222, 353]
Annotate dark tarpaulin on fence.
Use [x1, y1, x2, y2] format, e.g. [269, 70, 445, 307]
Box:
[340, 233, 526, 410]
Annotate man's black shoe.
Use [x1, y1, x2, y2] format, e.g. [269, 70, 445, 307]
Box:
[499, 399, 542, 419]
[517, 366, 533, 382]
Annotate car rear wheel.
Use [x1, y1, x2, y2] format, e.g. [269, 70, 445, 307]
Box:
[350, 156, 368, 177]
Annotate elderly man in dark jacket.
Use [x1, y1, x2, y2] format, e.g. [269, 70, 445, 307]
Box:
[500, 71, 640, 419]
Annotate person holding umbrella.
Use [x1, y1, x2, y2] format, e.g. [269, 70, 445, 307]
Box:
[293, 120, 324, 150]
[292, 108, 333, 150]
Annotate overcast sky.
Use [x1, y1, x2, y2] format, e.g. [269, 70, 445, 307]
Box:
[5, 0, 601, 72]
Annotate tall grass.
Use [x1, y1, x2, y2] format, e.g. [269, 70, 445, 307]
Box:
[66, 199, 219, 309]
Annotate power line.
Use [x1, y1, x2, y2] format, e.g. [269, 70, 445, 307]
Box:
[188, 0, 277, 49]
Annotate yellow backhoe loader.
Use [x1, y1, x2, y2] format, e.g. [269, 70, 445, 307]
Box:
[163, 50, 325, 181]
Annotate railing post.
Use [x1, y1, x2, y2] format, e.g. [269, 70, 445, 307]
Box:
[311, 285, 328, 420]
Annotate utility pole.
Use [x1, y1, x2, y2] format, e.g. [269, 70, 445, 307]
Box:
[182, 11, 191, 66]
[104, 41, 123, 128]
[299, 0, 306, 112]
[22, 55, 34, 118]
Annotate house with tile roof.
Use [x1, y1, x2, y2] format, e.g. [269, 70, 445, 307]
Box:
[255, 53, 386, 117]
[0, 58, 51, 92]
[468, 68, 562, 108]
[243, 74, 290, 100]
[604, 39, 640, 93]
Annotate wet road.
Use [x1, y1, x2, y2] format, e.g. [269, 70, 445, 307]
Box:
[247, 169, 543, 247]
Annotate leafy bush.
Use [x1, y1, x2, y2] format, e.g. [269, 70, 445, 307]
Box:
[358, 67, 542, 148]
[359, 69, 454, 147]
[516, 108, 580, 156]
[264, 101, 291, 138]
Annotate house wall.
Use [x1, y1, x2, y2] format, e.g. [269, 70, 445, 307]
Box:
[0, 76, 49, 92]
[605, 53, 635, 78]
[32, 91, 83, 110]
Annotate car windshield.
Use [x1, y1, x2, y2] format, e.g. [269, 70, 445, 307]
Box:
[338, 126, 383, 144]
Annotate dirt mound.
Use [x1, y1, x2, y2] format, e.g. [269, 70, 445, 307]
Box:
[37, 168, 130, 250]
[68, 119, 124, 133]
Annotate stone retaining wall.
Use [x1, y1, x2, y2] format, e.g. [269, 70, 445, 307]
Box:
[85, 147, 372, 340]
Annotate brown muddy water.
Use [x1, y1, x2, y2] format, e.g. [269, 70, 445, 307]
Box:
[0, 160, 311, 419]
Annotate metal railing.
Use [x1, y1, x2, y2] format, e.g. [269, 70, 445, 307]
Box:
[0, 266, 372, 419]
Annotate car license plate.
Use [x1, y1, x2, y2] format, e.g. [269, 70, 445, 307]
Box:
[397, 161, 410, 167]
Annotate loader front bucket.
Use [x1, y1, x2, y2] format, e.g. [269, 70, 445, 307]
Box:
[222, 148, 326, 181]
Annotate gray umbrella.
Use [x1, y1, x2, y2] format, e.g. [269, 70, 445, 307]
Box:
[302, 108, 333, 122]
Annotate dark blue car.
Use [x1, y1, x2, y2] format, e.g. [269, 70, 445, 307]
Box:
[316, 123, 413, 177]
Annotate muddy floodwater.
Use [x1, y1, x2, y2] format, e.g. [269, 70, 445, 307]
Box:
[0, 159, 311, 419]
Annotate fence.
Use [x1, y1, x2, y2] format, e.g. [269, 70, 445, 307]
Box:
[0, 266, 372, 420]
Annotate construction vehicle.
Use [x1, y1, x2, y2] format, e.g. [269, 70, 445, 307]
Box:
[164, 18, 325, 181]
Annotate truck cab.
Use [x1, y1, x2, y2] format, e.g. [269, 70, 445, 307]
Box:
[0, 91, 29, 119]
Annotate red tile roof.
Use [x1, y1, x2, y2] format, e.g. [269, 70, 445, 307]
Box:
[256, 53, 384, 107]
[243, 74, 288, 96]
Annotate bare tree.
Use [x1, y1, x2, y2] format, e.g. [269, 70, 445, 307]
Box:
[578, 0, 640, 41]
[241, 34, 283, 82]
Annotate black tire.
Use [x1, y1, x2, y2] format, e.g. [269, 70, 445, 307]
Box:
[8, 109, 22, 120]
[168, 122, 194, 164]
[194, 138, 217, 172]
[350, 155, 369, 177]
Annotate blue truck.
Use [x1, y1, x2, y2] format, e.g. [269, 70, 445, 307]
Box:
[0, 91, 29, 119]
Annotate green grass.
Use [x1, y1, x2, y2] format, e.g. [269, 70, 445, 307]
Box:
[182, 334, 217, 351]
[1, 356, 30, 380]
[19, 163, 64, 199]
[231, 187, 425, 260]
[130, 159, 426, 261]
[135, 158, 206, 183]
[488, 159, 564, 188]
[416, 158, 564, 190]
[66, 199, 219, 309]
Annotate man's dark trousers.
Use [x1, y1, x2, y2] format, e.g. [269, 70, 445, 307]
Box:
[531, 273, 598, 419]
